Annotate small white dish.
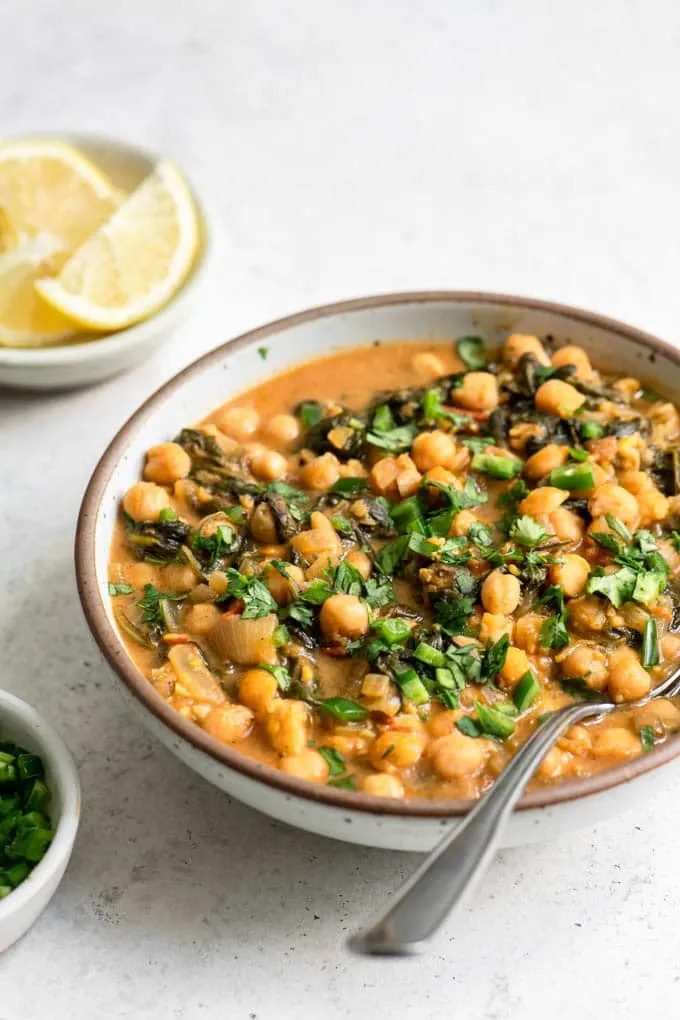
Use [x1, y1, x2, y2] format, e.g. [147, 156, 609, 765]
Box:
[76, 291, 680, 851]
[0, 690, 80, 952]
[0, 133, 211, 391]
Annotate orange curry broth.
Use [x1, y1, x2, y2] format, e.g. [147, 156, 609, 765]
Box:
[108, 339, 680, 800]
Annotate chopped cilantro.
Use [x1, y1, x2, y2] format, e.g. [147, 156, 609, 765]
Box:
[257, 346, 269, 360]
[108, 583, 133, 596]
[586, 566, 637, 608]
[224, 569, 278, 618]
[509, 515, 547, 548]
[461, 436, 495, 454]
[377, 535, 410, 576]
[640, 725, 655, 752]
[317, 746, 346, 776]
[192, 522, 234, 567]
[331, 477, 367, 496]
[298, 401, 324, 428]
[136, 584, 186, 628]
[318, 698, 368, 722]
[480, 634, 510, 683]
[434, 596, 476, 636]
[456, 336, 487, 370]
[456, 716, 482, 738]
[259, 663, 292, 692]
[367, 423, 418, 453]
[559, 676, 601, 701]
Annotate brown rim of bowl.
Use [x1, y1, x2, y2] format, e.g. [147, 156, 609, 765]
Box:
[75, 290, 680, 819]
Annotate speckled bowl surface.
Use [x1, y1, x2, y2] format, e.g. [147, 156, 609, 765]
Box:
[76, 292, 680, 850]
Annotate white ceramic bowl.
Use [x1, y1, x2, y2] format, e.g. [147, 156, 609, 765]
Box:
[75, 292, 680, 851]
[0, 690, 80, 952]
[0, 133, 211, 391]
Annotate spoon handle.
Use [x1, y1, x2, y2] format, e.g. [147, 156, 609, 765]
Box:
[349, 699, 603, 956]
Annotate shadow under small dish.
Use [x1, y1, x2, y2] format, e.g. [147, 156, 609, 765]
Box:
[76, 293, 680, 851]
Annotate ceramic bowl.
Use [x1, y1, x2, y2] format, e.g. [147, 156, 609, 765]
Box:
[75, 291, 680, 851]
[0, 690, 80, 952]
[0, 133, 211, 391]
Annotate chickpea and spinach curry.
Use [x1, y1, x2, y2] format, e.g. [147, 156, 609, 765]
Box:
[108, 334, 680, 800]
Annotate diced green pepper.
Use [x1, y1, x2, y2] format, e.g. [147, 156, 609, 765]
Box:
[471, 453, 522, 480]
[413, 643, 448, 668]
[513, 670, 542, 711]
[474, 702, 516, 739]
[641, 618, 659, 669]
[395, 669, 430, 706]
[16, 753, 44, 782]
[579, 420, 605, 440]
[549, 463, 595, 491]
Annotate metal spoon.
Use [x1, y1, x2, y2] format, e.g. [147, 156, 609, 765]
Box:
[349, 661, 680, 956]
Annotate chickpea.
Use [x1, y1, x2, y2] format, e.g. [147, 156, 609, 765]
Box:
[427, 709, 462, 739]
[500, 646, 532, 689]
[514, 613, 545, 654]
[451, 509, 479, 536]
[122, 561, 155, 588]
[429, 732, 488, 779]
[558, 724, 591, 756]
[299, 452, 341, 492]
[215, 405, 260, 442]
[362, 773, 405, 798]
[203, 702, 254, 744]
[537, 746, 569, 779]
[422, 466, 458, 491]
[412, 351, 445, 380]
[345, 549, 372, 580]
[607, 647, 652, 703]
[239, 668, 279, 720]
[279, 748, 329, 783]
[519, 486, 568, 516]
[451, 372, 499, 411]
[634, 698, 680, 734]
[266, 699, 310, 755]
[549, 554, 590, 597]
[590, 728, 641, 759]
[250, 502, 279, 545]
[261, 414, 301, 447]
[551, 345, 593, 380]
[394, 453, 423, 498]
[369, 457, 399, 498]
[549, 507, 584, 546]
[265, 563, 303, 605]
[535, 379, 585, 418]
[249, 449, 288, 482]
[481, 569, 521, 615]
[122, 481, 170, 522]
[503, 333, 550, 367]
[411, 430, 458, 472]
[320, 593, 369, 643]
[162, 563, 198, 593]
[559, 643, 608, 690]
[568, 596, 608, 634]
[183, 602, 221, 636]
[144, 442, 192, 485]
[479, 613, 514, 645]
[369, 730, 426, 772]
[662, 633, 680, 659]
[588, 483, 639, 528]
[524, 444, 569, 480]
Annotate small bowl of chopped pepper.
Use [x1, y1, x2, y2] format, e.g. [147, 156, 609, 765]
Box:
[0, 690, 80, 952]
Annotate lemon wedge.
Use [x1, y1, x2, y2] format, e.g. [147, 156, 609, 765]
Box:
[35, 161, 199, 331]
[0, 235, 76, 347]
[0, 207, 19, 252]
[0, 139, 120, 252]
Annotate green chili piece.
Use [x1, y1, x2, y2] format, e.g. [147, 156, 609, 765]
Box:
[549, 463, 595, 491]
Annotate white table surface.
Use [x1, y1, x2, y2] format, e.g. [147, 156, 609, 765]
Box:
[2, 1, 680, 1016]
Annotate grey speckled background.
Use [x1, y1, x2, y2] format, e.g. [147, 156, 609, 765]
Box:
[2, 1, 680, 1017]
